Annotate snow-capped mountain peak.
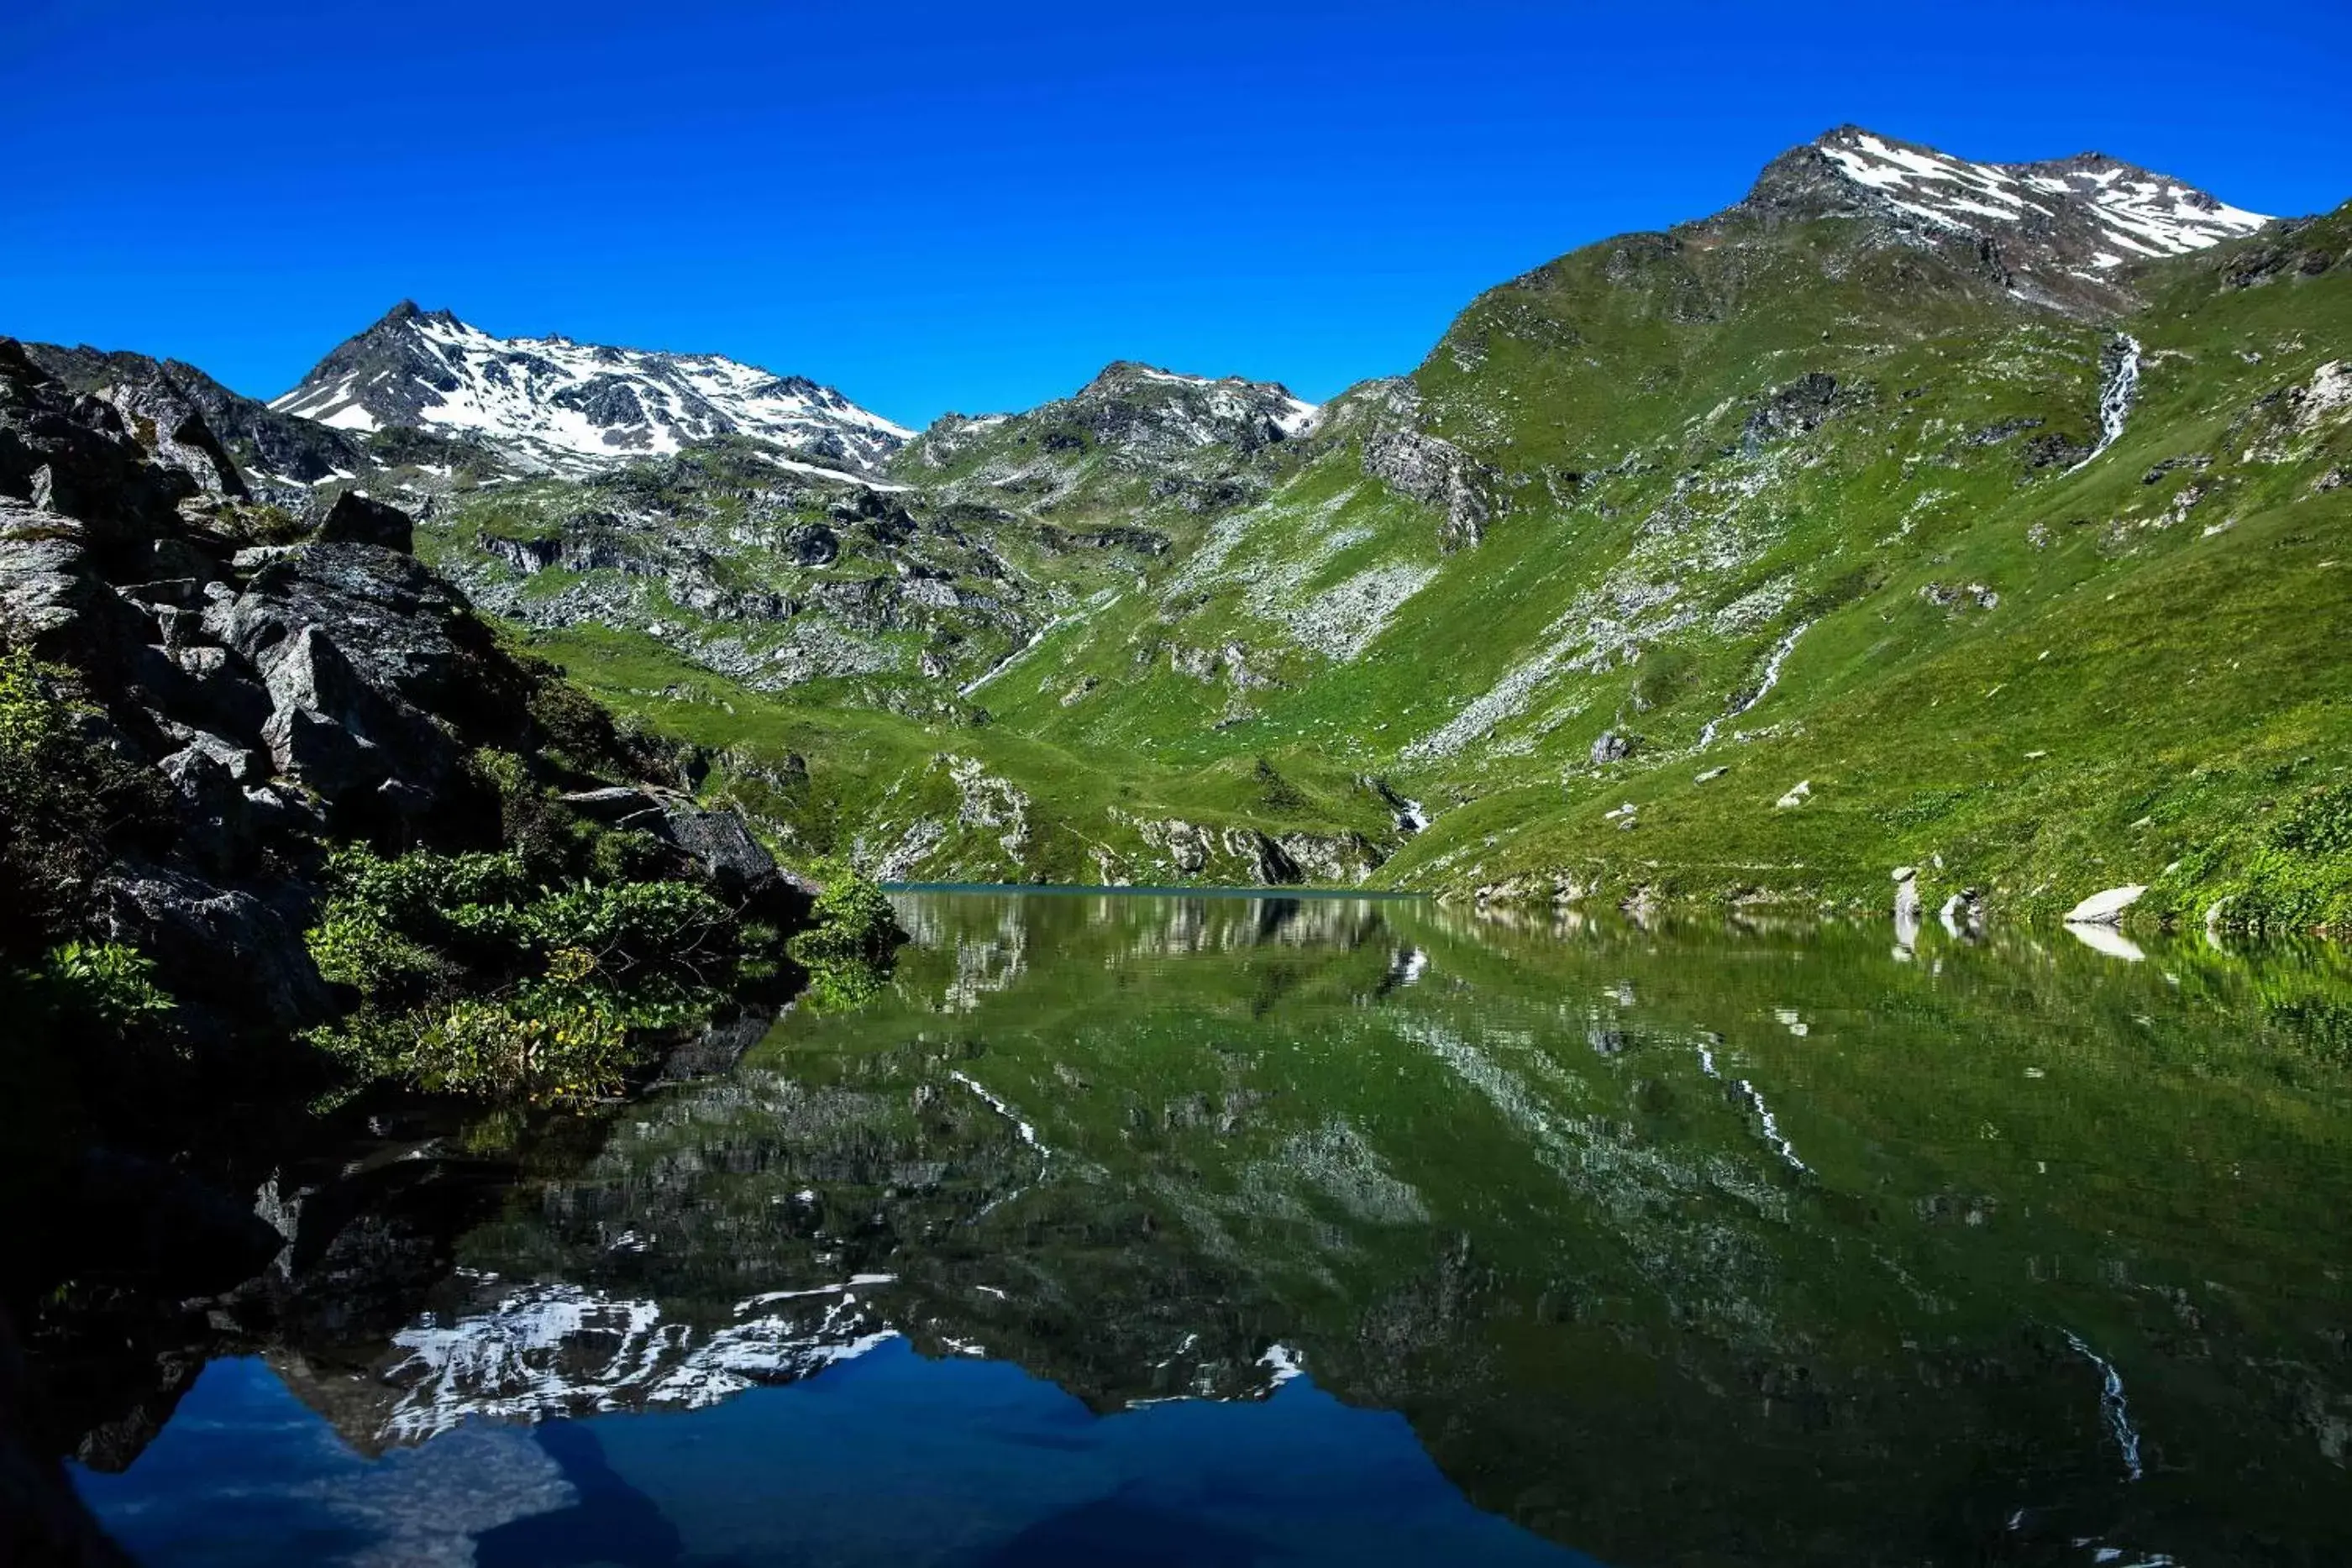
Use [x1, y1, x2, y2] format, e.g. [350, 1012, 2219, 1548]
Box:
[1814, 128, 2269, 257]
[1745, 127, 2272, 312]
[270, 302, 911, 476]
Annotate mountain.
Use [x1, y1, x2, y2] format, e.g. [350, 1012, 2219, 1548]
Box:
[24, 342, 365, 493]
[1740, 126, 2271, 313]
[898, 359, 1320, 507]
[28, 123, 2348, 930]
[454, 123, 2344, 934]
[270, 302, 912, 478]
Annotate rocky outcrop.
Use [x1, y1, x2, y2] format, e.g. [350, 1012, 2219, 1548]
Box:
[24, 340, 366, 491]
[1116, 812, 1384, 887]
[1740, 373, 1841, 454]
[313, 491, 413, 552]
[1349, 380, 1500, 552]
[0, 338, 793, 1035]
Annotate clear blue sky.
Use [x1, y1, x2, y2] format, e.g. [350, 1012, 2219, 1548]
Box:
[3, 1, 2345, 427]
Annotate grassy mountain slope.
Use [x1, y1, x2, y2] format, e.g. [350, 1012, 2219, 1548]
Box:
[1372, 202, 2352, 921]
[147, 131, 2348, 921]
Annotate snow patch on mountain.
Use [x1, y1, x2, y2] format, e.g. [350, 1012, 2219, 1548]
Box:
[1817, 129, 2268, 261]
[1127, 364, 1320, 437]
[272, 305, 911, 478]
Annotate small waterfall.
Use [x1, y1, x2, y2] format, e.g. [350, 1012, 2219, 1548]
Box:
[1698, 619, 1813, 749]
[2069, 334, 2142, 472]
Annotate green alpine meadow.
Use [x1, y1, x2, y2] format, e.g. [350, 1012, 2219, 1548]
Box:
[311, 130, 2349, 936]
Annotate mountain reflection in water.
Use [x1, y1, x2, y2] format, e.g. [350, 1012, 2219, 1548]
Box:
[69, 892, 2352, 1566]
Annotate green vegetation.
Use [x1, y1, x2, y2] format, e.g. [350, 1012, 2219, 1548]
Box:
[521, 621, 1396, 884]
[378, 191, 2352, 934]
[780, 857, 905, 1011]
[36, 940, 176, 1029]
[0, 648, 169, 960]
[303, 846, 777, 1107]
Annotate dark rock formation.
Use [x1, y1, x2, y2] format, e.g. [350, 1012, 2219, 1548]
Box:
[0, 336, 796, 1038]
[313, 490, 414, 552]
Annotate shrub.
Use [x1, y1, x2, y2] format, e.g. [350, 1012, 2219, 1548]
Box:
[0, 648, 169, 957]
[39, 941, 175, 1027]
[304, 847, 772, 1107]
[521, 879, 735, 976]
[2229, 781, 2352, 934]
[788, 862, 901, 964]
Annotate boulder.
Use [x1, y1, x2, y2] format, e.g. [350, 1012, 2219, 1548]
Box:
[261, 705, 386, 801]
[99, 863, 332, 1030]
[0, 518, 150, 667]
[161, 726, 263, 784]
[241, 782, 329, 841]
[2062, 884, 2146, 926]
[651, 807, 787, 904]
[158, 746, 256, 873]
[163, 645, 272, 738]
[243, 622, 453, 802]
[219, 543, 480, 717]
[314, 491, 414, 553]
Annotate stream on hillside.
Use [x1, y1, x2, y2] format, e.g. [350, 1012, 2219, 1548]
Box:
[24, 889, 2352, 1566]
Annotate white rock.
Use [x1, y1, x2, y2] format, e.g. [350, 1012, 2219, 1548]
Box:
[1775, 780, 1812, 810]
[2062, 884, 2146, 926]
[1893, 870, 1922, 948]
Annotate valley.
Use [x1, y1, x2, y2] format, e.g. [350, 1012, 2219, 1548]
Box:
[20, 125, 2352, 932]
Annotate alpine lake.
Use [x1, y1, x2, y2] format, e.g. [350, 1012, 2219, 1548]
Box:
[60, 889, 2352, 1567]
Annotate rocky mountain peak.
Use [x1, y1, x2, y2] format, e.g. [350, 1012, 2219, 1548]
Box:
[1067, 361, 1320, 443]
[1737, 125, 2271, 312]
[270, 308, 911, 479]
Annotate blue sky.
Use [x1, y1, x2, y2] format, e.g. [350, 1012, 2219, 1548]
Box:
[3, 1, 2345, 427]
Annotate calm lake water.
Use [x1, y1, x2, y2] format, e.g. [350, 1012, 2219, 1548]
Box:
[72, 891, 2352, 1566]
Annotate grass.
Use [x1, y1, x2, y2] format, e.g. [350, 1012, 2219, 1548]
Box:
[402, 198, 2352, 923]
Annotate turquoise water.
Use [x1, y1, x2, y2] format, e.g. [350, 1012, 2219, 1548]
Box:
[71, 892, 2352, 1565]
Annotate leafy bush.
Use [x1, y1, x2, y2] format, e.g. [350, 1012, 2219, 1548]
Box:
[304, 847, 774, 1107]
[787, 863, 901, 964]
[39, 941, 175, 1027]
[0, 648, 169, 957]
[2225, 780, 2352, 934]
[782, 862, 902, 1015]
[318, 949, 637, 1109]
